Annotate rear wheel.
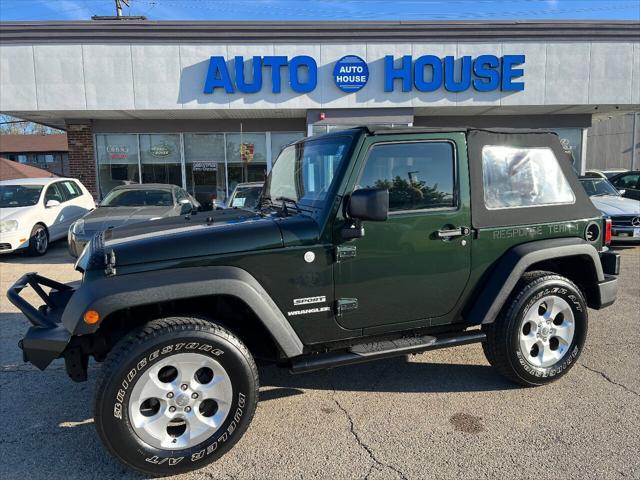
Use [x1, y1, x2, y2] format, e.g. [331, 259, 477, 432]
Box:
[94, 317, 258, 476]
[482, 272, 588, 386]
[27, 224, 48, 256]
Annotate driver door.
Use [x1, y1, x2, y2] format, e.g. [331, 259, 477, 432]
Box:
[42, 182, 67, 240]
[334, 134, 472, 331]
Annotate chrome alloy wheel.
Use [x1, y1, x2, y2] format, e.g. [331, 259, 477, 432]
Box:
[34, 227, 48, 254]
[518, 296, 575, 368]
[128, 353, 233, 450]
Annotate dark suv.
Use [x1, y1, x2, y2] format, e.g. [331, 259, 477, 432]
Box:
[9, 127, 619, 476]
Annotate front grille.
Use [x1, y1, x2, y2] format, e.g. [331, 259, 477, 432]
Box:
[611, 215, 639, 227]
[0, 243, 11, 251]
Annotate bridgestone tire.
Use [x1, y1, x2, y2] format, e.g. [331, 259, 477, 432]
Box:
[482, 271, 588, 387]
[94, 317, 258, 476]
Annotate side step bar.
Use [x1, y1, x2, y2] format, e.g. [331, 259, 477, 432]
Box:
[290, 330, 486, 374]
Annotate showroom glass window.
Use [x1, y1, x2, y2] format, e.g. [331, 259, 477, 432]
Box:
[184, 134, 225, 210]
[95, 134, 140, 197]
[224, 133, 267, 196]
[271, 132, 305, 159]
[139, 134, 182, 187]
[359, 142, 455, 211]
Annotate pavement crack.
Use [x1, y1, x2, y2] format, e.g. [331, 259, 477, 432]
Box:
[580, 363, 640, 397]
[332, 392, 408, 480]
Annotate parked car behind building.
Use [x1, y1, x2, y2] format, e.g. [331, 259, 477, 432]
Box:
[580, 176, 640, 241]
[68, 183, 200, 257]
[0, 177, 95, 255]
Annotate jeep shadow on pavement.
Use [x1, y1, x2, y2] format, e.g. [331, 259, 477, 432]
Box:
[8, 126, 620, 476]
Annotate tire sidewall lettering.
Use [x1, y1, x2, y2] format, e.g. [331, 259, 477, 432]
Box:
[512, 279, 587, 383]
[108, 338, 249, 467]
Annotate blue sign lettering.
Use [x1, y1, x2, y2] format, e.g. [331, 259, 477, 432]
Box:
[472, 55, 501, 92]
[383, 54, 526, 93]
[203, 56, 234, 94]
[203, 55, 318, 94]
[384, 55, 412, 92]
[414, 55, 442, 92]
[333, 55, 369, 92]
[203, 53, 524, 95]
[289, 55, 317, 93]
[501, 54, 526, 91]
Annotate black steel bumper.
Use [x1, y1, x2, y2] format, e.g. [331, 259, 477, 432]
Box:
[596, 250, 620, 309]
[8, 273, 76, 370]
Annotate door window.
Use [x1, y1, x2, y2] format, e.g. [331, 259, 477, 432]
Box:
[612, 173, 640, 190]
[359, 142, 456, 212]
[44, 183, 64, 204]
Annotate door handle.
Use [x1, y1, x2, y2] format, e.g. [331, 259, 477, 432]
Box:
[437, 227, 470, 240]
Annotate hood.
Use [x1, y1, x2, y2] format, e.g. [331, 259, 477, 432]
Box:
[97, 208, 285, 268]
[82, 205, 178, 232]
[0, 205, 36, 221]
[589, 195, 640, 215]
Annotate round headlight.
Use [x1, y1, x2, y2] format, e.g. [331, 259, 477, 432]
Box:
[72, 219, 85, 235]
[0, 220, 18, 233]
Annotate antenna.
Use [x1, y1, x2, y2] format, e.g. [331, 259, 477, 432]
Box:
[115, 0, 130, 17]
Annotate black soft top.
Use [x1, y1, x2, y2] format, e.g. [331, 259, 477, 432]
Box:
[466, 129, 600, 228]
[309, 126, 599, 228]
[364, 126, 600, 228]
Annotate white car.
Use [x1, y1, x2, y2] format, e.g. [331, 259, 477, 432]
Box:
[0, 177, 95, 255]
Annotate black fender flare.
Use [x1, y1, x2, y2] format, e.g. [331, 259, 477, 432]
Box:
[62, 266, 304, 358]
[466, 237, 605, 325]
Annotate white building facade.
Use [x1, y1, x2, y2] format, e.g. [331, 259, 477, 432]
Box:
[1, 20, 638, 205]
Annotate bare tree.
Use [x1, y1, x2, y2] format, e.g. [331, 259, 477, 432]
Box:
[0, 115, 63, 135]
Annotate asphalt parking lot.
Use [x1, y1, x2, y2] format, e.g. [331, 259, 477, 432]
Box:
[0, 241, 638, 480]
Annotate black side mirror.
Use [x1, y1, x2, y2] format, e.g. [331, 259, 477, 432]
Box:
[347, 188, 389, 221]
[341, 188, 388, 240]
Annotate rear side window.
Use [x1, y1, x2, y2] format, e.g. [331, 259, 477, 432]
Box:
[359, 141, 456, 212]
[482, 146, 575, 210]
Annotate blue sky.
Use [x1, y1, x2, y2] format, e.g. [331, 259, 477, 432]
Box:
[0, 0, 638, 21]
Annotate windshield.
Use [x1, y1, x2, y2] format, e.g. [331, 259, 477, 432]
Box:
[230, 186, 263, 209]
[580, 178, 620, 197]
[101, 189, 174, 207]
[0, 185, 43, 208]
[264, 136, 353, 208]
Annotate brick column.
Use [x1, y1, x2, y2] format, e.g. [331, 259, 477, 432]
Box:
[66, 122, 98, 198]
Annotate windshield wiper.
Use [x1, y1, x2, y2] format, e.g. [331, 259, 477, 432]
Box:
[276, 196, 302, 216]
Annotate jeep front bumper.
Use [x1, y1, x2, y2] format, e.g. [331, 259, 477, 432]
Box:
[7, 273, 77, 371]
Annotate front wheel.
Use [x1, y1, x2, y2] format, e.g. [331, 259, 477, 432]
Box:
[94, 317, 258, 476]
[27, 224, 48, 256]
[482, 272, 588, 387]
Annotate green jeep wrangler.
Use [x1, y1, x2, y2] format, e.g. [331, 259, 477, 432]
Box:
[9, 127, 620, 475]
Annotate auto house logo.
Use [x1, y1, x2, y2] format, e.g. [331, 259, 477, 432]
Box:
[150, 143, 172, 158]
[333, 55, 369, 92]
[632, 217, 640, 227]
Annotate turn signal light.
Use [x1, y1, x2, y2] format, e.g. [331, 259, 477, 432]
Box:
[604, 218, 612, 245]
[83, 310, 100, 325]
